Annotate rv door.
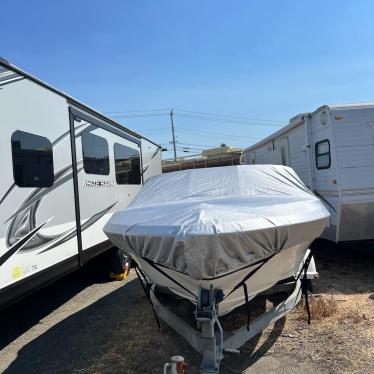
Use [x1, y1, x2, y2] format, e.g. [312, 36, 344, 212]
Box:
[249, 151, 256, 164]
[70, 109, 142, 261]
[278, 137, 290, 166]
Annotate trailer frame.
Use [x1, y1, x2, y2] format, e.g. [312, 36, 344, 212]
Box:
[150, 278, 303, 373]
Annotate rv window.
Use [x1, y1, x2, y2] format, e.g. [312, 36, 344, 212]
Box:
[82, 131, 110, 175]
[114, 143, 141, 185]
[315, 139, 331, 170]
[11, 131, 54, 187]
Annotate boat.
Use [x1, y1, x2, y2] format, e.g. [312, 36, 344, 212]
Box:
[104, 165, 329, 372]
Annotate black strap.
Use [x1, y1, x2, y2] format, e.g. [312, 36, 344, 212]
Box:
[242, 283, 250, 331]
[225, 254, 275, 299]
[142, 257, 197, 300]
[133, 262, 161, 330]
[296, 251, 313, 324]
[296, 250, 313, 281]
[301, 265, 311, 325]
[223, 254, 275, 332]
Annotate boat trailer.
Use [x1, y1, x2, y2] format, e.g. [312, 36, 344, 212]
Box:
[151, 278, 304, 374]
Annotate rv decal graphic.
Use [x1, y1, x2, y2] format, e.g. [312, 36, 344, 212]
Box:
[142, 164, 150, 175]
[4, 162, 117, 255]
[37, 201, 117, 255]
[0, 220, 49, 267]
[142, 147, 161, 175]
[5, 163, 81, 252]
[151, 147, 161, 159]
[0, 184, 16, 205]
[3, 160, 117, 256]
[1, 124, 117, 264]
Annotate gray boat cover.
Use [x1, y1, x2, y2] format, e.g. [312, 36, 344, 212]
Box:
[104, 165, 329, 279]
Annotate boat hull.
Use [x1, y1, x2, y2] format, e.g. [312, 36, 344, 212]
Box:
[130, 241, 311, 316]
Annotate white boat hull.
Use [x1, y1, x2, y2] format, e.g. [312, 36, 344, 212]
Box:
[131, 241, 311, 316]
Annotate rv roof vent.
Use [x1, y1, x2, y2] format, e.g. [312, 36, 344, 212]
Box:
[0, 56, 9, 64]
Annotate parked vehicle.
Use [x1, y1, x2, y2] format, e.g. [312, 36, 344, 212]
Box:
[104, 165, 328, 372]
[0, 58, 162, 308]
[243, 103, 374, 242]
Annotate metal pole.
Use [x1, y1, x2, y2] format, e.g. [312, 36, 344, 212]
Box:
[170, 109, 177, 161]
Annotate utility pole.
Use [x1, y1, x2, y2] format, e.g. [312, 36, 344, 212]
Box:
[170, 109, 177, 161]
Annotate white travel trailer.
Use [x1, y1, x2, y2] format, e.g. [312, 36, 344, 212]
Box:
[0, 58, 162, 308]
[243, 103, 374, 243]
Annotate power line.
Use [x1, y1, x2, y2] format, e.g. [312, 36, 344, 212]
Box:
[109, 113, 168, 119]
[135, 127, 169, 132]
[174, 108, 284, 124]
[137, 126, 263, 140]
[177, 132, 254, 143]
[106, 108, 170, 114]
[176, 146, 208, 150]
[106, 108, 284, 126]
[174, 113, 281, 127]
[177, 127, 259, 140]
[174, 142, 217, 148]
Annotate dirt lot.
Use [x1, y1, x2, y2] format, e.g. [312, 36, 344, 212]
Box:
[0, 239, 373, 374]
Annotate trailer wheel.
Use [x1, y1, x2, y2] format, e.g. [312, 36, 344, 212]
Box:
[109, 247, 131, 281]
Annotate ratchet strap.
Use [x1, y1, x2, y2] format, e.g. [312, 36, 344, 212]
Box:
[141, 257, 197, 300]
[225, 254, 275, 331]
[296, 251, 314, 324]
[225, 254, 275, 298]
[133, 261, 161, 330]
[242, 283, 251, 331]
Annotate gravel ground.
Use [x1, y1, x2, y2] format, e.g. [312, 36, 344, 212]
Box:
[0, 239, 373, 374]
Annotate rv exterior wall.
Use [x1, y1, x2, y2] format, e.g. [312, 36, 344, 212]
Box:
[331, 107, 374, 240]
[0, 63, 162, 306]
[244, 104, 374, 242]
[0, 75, 79, 291]
[243, 121, 310, 183]
[141, 139, 162, 182]
[243, 109, 339, 241]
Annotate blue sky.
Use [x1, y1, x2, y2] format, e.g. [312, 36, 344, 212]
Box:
[2, 1, 374, 158]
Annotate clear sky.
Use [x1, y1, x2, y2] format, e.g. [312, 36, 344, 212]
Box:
[2, 1, 374, 158]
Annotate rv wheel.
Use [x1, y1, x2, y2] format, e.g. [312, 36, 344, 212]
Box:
[109, 247, 131, 281]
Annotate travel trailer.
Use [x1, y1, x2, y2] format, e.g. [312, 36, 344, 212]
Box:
[0, 58, 162, 308]
[243, 103, 374, 242]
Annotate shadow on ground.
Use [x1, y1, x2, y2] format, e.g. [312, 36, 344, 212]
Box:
[4, 239, 372, 373]
[0, 252, 112, 351]
[220, 317, 285, 373]
[3, 274, 285, 374]
[312, 239, 374, 295]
